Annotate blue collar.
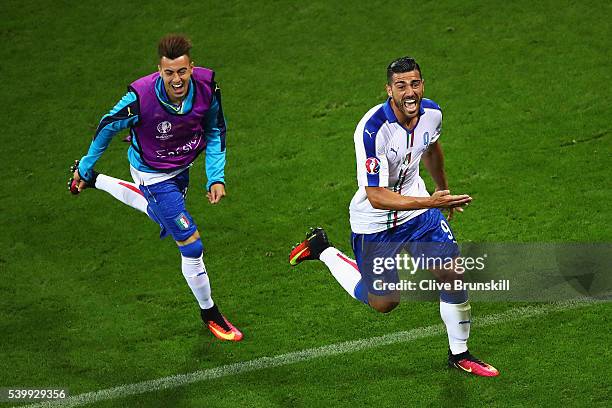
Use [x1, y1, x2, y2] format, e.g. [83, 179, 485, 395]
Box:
[154, 76, 194, 113]
[383, 98, 425, 123]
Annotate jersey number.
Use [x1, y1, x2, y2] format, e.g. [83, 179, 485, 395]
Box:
[440, 220, 454, 240]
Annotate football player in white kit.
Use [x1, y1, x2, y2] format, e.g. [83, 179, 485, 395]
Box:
[290, 57, 499, 377]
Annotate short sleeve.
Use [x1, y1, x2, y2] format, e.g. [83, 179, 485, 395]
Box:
[354, 122, 389, 187]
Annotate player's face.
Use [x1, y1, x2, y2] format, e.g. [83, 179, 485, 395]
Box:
[159, 55, 193, 104]
[386, 70, 424, 122]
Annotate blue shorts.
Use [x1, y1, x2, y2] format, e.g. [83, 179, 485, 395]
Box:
[139, 169, 198, 242]
[351, 209, 460, 296]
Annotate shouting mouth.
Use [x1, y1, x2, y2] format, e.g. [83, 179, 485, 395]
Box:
[403, 98, 418, 111]
[171, 82, 185, 94]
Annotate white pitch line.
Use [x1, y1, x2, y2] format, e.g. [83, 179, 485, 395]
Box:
[20, 298, 600, 408]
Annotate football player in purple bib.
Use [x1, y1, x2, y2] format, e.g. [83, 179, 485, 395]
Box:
[290, 57, 498, 376]
[69, 34, 242, 341]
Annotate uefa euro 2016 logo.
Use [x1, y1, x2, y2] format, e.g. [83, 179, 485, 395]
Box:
[156, 121, 172, 134]
[156, 121, 173, 140]
[365, 157, 380, 174]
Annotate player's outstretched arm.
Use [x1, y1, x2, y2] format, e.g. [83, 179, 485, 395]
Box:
[365, 187, 471, 211]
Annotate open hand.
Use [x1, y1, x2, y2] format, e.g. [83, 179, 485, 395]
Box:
[430, 190, 472, 211]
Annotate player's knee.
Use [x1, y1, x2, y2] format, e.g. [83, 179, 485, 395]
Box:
[431, 267, 461, 284]
[178, 238, 203, 258]
[373, 301, 399, 313]
[177, 230, 200, 245]
[369, 297, 399, 313]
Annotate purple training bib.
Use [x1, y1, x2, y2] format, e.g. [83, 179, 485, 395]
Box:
[129, 67, 214, 170]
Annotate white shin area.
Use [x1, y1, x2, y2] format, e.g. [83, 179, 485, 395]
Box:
[95, 174, 148, 214]
[440, 300, 471, 354]
[181, 255, 214, 310]
[319, 247, 362, 300]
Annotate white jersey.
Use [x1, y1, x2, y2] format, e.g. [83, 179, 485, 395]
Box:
[349, 98, 442, 234]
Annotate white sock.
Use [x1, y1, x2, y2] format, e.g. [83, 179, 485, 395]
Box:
[95, 174, 148, 214]
[440, 300, 471, 354]
[320, 247, 362, 301]
[181, 255, 214, 309]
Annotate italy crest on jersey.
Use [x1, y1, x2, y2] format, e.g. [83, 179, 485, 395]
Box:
[365, 157, 380, 175]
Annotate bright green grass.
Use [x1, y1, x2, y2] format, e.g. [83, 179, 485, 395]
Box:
[86, 303, 610, 408]
[1, 0, 610, 406]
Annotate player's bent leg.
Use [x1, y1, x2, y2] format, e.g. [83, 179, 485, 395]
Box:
[320, 247, 370, 304]
[68, 159, 150, 215]
[95, 174, 149, 214]
[290, 228, 369, 304]
[177, 231, 243, 342]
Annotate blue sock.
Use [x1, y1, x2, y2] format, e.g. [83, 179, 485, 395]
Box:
[440, 289, 468, 304]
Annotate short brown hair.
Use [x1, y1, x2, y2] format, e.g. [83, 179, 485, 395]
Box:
[158, 34, 192, 60]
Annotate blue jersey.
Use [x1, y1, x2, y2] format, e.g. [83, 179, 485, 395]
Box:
[78, 76, 227, 191]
